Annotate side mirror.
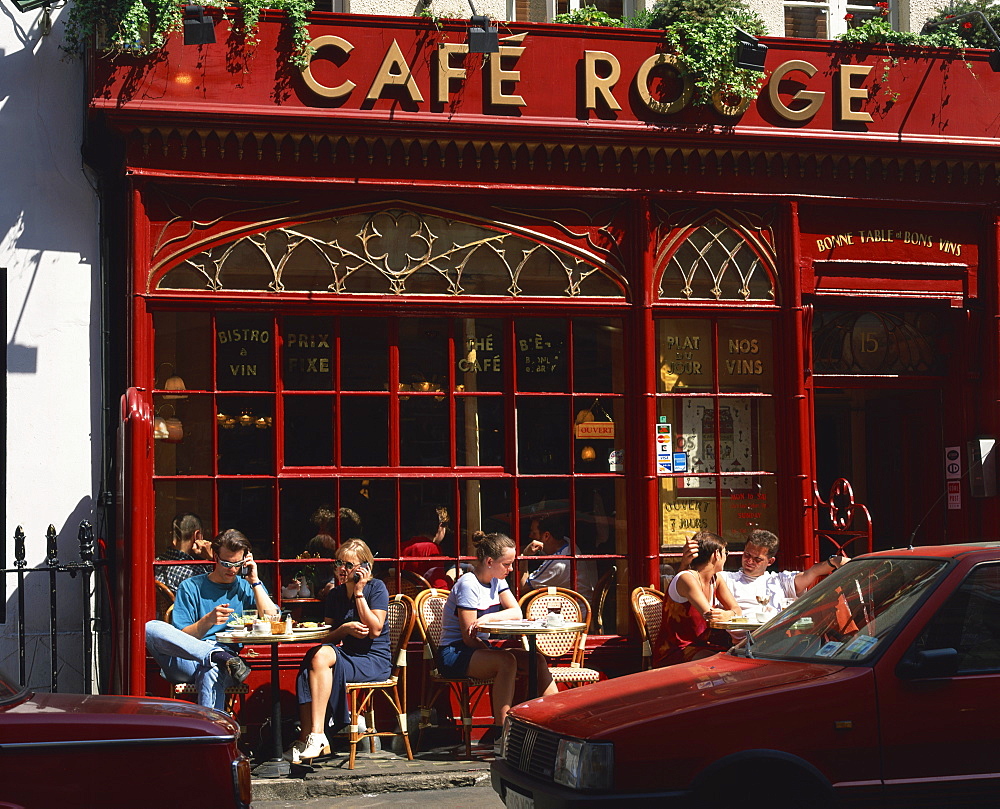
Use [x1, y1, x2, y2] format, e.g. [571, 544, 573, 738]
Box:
[898, 648, 959, 680]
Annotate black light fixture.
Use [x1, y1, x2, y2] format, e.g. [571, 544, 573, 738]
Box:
[734, 27, 767, 72]
[465, 0, 499, 54]
[924, 10, 1000, 73]
[183, 5, 216, 46]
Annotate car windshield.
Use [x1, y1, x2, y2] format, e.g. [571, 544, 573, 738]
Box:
[0, 671, 26, 706]
[733, 556, 949, 664]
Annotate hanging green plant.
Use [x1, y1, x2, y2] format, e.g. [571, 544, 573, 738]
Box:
[552, 5, 622, 27]
[551, 0, 769, 108]
[63, 0, 317, 69]
[837, 14, 964, 48]
[649, 0, 769, 107]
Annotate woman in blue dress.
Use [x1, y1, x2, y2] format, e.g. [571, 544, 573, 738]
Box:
[284, 539, 390, 762]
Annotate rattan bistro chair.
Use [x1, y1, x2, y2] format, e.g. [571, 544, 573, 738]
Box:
[344, 593, 417, 769]
[591, 565, 617, 634]
[630, 586, 665, 670]
[413, 588, 494, 757]
[154, 579, 175, 622]
[520, 587, 601, 688]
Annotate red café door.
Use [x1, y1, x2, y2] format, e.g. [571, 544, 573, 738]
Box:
[875, 561, 1000, 805]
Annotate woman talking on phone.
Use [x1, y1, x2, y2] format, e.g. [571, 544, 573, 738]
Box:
[284, 539, 390, 762]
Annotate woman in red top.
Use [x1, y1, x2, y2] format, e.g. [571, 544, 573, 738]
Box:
[652, 532, 741, 667]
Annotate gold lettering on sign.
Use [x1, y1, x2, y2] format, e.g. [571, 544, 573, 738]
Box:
[301, 36, 356, 100]
[769, 60, 825, 122]
[218, 329, 271, 344]
[488, 40, 527, 107]
[584, 51, 622, 111]
[635, 53, 693, 116]
[838, 64, 873, 123]
[366, 39, 424, 103]
[816, 230, 962, 257]
[436, 42, 470, 104]
[726, 338, 763, 375]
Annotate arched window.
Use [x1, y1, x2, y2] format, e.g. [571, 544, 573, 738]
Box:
[156, 208, 625, 298]
[656, 212, 777, 303]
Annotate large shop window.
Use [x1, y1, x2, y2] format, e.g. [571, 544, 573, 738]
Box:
[151, 310, 629, 632]
[653, 209, 778, 588]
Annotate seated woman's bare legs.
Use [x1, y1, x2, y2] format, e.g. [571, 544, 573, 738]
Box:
[466, 648, 518, 726]
[295, 645, 338, 745]
[511, 648, 557, 698]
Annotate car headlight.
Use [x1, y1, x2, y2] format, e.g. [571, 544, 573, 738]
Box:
[553, 738, 614, 790]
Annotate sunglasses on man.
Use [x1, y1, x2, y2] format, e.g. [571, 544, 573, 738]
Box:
[216, 555, 248, 569]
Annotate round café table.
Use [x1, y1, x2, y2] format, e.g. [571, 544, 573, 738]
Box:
[217, 626, 330, 778]
[483, 620, 587, 699]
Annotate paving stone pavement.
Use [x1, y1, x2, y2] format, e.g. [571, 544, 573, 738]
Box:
[251, 745, 494, 802]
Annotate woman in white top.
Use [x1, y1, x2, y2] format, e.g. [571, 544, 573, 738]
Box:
[653, 532, 741, 667]
[437, 532, 556, 749]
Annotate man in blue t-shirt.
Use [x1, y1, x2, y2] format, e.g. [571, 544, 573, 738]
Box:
[146, 528, 278, 711]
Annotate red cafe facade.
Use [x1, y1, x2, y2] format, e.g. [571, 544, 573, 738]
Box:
[86, 14, 1000, 697]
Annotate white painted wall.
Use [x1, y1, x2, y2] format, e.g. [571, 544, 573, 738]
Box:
[2, 4, 100, 692]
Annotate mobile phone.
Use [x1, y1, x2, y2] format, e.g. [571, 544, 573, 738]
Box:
[352, 561, 371, 583]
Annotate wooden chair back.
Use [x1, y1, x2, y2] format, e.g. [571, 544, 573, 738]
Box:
[154, 579, 175, 622]
[384, 593, 417, 675]
[400, 570, 433, 599]
[630, 586, 665, 669]
[591, 565, 617, 633]
[413, 588, 451, 661]
[521, 587, 590, 663]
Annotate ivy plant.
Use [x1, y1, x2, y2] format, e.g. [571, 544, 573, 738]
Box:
[550, 0, 768, 108]
[63, 0, 317, 68]
[921, 0, 1000, 49]
[649, 0, 769, 107]
[837, 16, 965, 48]
[552, 5, 622, 26]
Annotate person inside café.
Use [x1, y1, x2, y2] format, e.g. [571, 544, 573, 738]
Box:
[284, 539, 391, 764]
[145, 529, 277, 710]
[154, 512, 212, 594]
[519, 514, 596, 602]
[309, 507, 364, 599]
[397, 505, 454, 589]
[437, 531, 557, 752]
[652, 531, 741, 668]
[682, 529, 850, 617]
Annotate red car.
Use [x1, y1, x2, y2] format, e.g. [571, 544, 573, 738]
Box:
[0, 676, 251, 808]
[492, 542, 1000, 808]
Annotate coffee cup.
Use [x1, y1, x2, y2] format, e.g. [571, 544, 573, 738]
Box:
[545, 612, 566, 628]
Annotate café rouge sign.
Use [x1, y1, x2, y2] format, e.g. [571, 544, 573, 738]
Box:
[300, 35, 880, 122]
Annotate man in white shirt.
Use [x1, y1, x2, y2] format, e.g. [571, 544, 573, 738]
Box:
[683, 529, 848, 616]
[520, 514, 596, 602]
[727, 529, 848, 613]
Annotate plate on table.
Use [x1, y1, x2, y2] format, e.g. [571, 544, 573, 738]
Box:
[487, 620, 545, 631]
[292, 624, 331, 633]
[712, 619, 766, 630]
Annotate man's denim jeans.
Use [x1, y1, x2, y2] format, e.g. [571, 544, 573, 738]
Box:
[145, 620, 232, 711]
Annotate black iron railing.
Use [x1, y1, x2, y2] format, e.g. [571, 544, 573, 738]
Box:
[2, 521, 109, 692]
